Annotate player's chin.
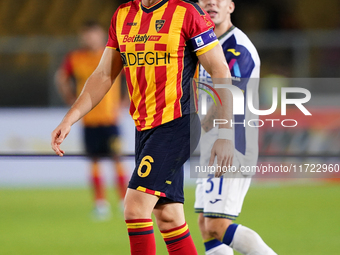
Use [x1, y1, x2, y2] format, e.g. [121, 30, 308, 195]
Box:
[212, 18, 221, 26]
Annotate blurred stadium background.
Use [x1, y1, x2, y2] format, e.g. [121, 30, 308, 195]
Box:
[1, 0, 340, 254]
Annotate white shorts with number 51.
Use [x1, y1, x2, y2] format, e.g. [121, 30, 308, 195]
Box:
[194, 127, 252, 219]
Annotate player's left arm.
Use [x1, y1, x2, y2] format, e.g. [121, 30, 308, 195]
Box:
[198, 43, 234, 177]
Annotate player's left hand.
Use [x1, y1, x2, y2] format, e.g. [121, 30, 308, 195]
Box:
[209, 139, 233, 177]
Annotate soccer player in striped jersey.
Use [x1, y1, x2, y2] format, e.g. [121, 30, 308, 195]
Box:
[55, 21, 127, 220]
[51, 0, 234, 254]
[194, 0, 277, 254]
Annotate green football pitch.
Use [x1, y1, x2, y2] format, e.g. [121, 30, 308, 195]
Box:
[1, 183, 340, 255]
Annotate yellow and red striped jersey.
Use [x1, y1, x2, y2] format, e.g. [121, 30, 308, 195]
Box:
[62, 49, 121, 127]
[107, 0, 218, 131]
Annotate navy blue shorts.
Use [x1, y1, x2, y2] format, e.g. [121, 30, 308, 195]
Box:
[128, 113, 200, 204]
[84, 125, 121, 157]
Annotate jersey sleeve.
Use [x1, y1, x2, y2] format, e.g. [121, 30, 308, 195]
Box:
[61, 53, 73, 77]
[184, 4, 218, 56]
[106, 9, 120, 51]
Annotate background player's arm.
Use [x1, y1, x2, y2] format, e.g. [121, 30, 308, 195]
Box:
[51, 48, 123, 156]
[55, 68, 77, 106]
[198, 44, 233, 177]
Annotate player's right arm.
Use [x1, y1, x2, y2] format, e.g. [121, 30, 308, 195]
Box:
[51, 48, 123, 156]
[198, 44, 234, 177]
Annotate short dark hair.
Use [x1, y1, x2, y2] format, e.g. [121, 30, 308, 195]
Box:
[81, 20, 102, 30]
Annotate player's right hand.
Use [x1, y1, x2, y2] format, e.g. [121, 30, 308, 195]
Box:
[209, 139, 234, 178]
[51, 123, 71, 157]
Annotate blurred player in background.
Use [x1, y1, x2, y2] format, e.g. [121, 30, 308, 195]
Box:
[51, 0, 235, 253]
[194, 0, 277, 254]
[55, 21, 127, 219]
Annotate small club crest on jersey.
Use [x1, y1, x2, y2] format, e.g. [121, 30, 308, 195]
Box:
[155, 20, 165, 32]
[203, 16, 212, 27]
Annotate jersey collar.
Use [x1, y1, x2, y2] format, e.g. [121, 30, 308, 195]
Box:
[218, 25, 236, 40]
[141, 0, 169, 13]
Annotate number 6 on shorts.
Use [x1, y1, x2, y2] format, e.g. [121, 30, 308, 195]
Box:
[138, 155, 154, 178]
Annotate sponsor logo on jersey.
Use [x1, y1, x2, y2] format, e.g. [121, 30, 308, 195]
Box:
[209, 199, 222, 204]
[121, 52, 171, 67]
[155, 20, 165, 32]
[195, 36, 204, 47]
[127, 22, 137, 26]
[122, 34, 162, 43]
[228, 49, 241, 56]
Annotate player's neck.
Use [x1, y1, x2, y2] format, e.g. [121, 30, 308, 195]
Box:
[142, 0, 161, 7]
[215, 20, 233, 38]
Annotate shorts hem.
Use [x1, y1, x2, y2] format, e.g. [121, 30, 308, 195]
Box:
[134, 185, 166, 197]
[194, 208, 204, 213]
[157, 197, 184, 205]
[203, 212, 238, 220]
